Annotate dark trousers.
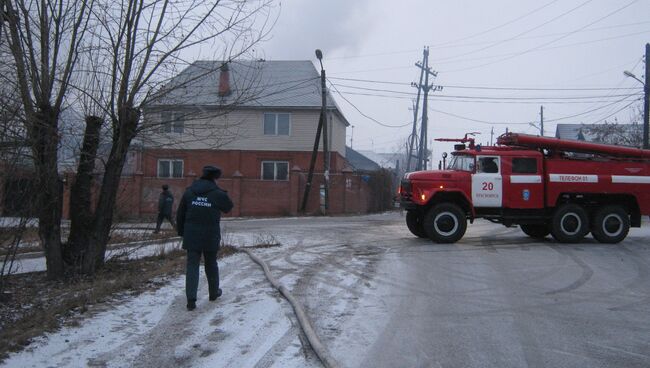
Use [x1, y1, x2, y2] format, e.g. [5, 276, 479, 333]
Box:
[186, 249, 219, 301]
[155, 212, 175, 232]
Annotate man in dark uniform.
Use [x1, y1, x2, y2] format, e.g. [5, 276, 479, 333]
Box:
[176, 166, 233, 311]
[154, 184, 175, 233]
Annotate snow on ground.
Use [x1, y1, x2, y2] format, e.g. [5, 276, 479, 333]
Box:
[2, 252, 320, 368]
[0, 217, 353, 367]
[3, 213, 650, 367]
[3, 238, 183, 275]
[0, 218, 38, 227]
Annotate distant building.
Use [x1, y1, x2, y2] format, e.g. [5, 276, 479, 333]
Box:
[345, 147, 380, 172]
[102, 60, 386, 217]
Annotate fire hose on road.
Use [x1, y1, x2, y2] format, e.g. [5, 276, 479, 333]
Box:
[241, 248, 340, 368]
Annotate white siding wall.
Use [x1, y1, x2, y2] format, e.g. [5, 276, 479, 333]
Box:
[329, 112, 346, 158]
[143, 108, 347, 155]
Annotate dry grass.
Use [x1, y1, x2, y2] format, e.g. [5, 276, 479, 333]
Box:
[0, 250, 186, 359]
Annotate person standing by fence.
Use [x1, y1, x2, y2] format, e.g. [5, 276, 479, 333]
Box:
[154, 184, 175, 233]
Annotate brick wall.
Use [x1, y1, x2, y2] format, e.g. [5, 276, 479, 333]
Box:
[60, 166, 375, 220]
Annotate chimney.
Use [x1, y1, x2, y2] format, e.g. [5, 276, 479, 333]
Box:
[218, 63, 231, 97]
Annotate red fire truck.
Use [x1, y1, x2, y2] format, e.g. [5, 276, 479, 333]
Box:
[399, 133, 650, 243]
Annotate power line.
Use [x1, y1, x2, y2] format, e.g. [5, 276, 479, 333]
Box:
[328, 76, 641, 91]
[434, 29, 650, 67]
[330, 83, 642, 101]
[332, 90, 641, 105]
[327, 81, 412, 128]
[427, 107, 527, 125]
[583, 98, 641, 125]
[431, 0, 563, 48]
[544, 95, 642, 122]
[433, 0, 595, 64]
[324, 20, 650, 62]
[442, 0, 642, 73]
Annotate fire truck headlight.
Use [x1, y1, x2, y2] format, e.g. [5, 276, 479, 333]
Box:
[439, 185, 444, 189]
[420, 194, 426, 201]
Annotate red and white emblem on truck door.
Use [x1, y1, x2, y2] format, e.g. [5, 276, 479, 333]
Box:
[472, 156, 503, 207]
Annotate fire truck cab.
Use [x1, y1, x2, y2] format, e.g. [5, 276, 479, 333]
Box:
[399, 133, 650, 244]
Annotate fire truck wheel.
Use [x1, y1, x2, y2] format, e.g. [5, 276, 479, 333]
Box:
[406, 211, 428, 238]
[591, 206, 630, 244]
[423, 203, 467, 243]
[520, 224, 550, 239]
[551, 204, 590, 243]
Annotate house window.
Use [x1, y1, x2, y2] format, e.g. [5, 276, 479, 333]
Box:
[160, 111, 184, 134]
[261, 161, 289, 181]
[158, 159, 183, 178]
[263, 113, 290, 136]
[512, 158, 537, 174]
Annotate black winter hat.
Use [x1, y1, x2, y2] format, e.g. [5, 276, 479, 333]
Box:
[162, 184, 169, 190]
[202, 165, 222, 180]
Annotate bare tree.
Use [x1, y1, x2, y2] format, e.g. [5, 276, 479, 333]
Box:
[66, 0, 275, 274]
[2, 0, 93, 279]
[583, 105, 644, 148]
[0, 68, 32, 295]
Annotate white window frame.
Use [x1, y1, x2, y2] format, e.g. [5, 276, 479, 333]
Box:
[160, 111, 184, 134]
[157, 159, 184, 178]
[260, 161, 289, 181]
[263, 112, 291, 136]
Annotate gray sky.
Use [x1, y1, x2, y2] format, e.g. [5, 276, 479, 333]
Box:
[260, 0, 649, 164]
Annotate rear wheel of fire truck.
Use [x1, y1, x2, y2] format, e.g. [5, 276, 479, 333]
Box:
[423, 203, 467, 243]
[551, 204, 589, 243]
[406, 211, 428, 238]
[591, 206, 629, 244]
[520, 224, 550, 239]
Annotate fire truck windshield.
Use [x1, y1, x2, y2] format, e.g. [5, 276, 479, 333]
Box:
[447, 155, 474, 171]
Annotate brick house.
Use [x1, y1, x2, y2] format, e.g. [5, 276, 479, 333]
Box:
[111, 60, 379, 218]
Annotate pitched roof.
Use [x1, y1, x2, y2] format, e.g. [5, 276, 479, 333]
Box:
[555, 123, 641, 142]
[555, 124, 597, 141]
[345, 147, 381, 172]
[148, 60, 344, 111]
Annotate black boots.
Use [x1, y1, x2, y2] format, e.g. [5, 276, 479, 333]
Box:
[187, 299, 196, 311]
[209, 288, 223, 301]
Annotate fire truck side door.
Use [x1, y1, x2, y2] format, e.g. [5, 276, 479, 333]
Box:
[502, 156, 544, 209]
[472, 156, 503, 207]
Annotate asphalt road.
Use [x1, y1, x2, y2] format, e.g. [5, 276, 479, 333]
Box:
[223, 212, 650, 368]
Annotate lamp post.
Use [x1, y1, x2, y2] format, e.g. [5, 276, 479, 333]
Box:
[315, 49, 329, 212]
[623, 43, 649, 149]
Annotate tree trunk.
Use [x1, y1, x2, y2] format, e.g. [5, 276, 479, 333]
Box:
[29, 107, 64, 279]
[66, 116, 103, 273]
[82, 107, 140, 273]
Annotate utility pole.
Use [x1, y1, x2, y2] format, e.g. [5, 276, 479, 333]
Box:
[490, 126, 494, 145]
[406, 57, 425, 172]
[413, 47, 442, 171]
[643, 43, 650, 149]
[623, 43, 649, 149]
[350, 125, 354, 148]
[301, 49, 329, 213]
[539, 106, 544, 137]
[318, 50, 330, 212]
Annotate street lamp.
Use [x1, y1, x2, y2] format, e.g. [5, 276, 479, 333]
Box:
[623, 69, 649, 149]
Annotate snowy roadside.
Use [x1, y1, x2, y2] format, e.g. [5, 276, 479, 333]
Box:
[1, 213, 405, 367]
[0, 215, 378, 367]
[1, 252, 319, 368]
